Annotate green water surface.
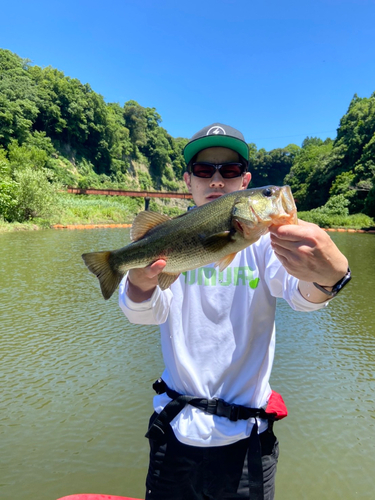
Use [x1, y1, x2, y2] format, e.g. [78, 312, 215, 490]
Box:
[0, 229, 374, 500]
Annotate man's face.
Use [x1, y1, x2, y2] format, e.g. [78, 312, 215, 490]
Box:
[183, 147, 251, 207]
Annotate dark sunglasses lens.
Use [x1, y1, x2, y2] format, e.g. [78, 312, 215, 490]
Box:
[220, 164, 244, 178]
[192, 164, 216, 178]
[192, 163, 244, 178]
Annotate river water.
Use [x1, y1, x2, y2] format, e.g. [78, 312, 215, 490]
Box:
[0, 229, 374, 500]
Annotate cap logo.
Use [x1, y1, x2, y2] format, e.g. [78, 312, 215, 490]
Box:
[207, 126, 226, 136]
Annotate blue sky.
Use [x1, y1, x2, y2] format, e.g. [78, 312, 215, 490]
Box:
[2, 0, 375, 151]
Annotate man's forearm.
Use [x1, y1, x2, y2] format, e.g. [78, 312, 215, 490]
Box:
[298, 280, 331, 303]
[127, 278, 157, 303]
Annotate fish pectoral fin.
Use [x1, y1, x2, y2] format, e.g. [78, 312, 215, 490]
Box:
[82, 251, 123, 300]
[158, 272, 180, 290]
[215, 252, 238, 272]
[131, 211, 171, 241]
[200, 231, 234, 251]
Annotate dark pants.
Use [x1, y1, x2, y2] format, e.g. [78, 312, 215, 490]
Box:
[145, 414, 279, 500]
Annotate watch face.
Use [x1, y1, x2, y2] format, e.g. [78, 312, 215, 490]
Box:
[333, 269, 351, 294]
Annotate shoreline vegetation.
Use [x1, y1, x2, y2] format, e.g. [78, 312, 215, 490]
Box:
[0, 190, 374, 233]
[2, 221, 375, 233]
[53, 225, 375, 233]
[1, 49, 375, 235]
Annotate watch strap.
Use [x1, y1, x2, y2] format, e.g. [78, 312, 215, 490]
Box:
[313, 268, 351, 297]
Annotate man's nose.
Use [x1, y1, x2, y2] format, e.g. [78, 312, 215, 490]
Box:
[209, 171, 224, 187]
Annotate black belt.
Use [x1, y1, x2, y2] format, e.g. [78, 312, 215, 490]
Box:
[146, 378, 274, 500]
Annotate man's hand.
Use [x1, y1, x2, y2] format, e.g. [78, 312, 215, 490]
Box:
[269, 220, 349, 302]
[127, 260, 167, 303]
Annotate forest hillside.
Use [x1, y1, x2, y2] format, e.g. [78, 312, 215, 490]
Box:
[1, 48, 374, 227]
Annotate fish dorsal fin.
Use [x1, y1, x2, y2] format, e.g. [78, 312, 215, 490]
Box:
[158, 272, 180, 290]
[131, 211, 171, 241]
[214, 252, 237, 272]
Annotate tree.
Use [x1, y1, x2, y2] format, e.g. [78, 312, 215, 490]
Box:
[0, 49, 39, 148]
[328, 93, 375, 213]
[284, 142, 334, 210]
[301, 136, 324, 149]
[123, 100, 148, 148]
[248, 145, 299, 188]
[0, 148, 18, 221]
[13, 167, 60, 221]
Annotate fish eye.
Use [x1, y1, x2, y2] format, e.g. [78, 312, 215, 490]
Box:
[262, 187, 273, 197]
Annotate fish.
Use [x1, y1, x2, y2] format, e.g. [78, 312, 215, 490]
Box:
[82, 185, 297, 300]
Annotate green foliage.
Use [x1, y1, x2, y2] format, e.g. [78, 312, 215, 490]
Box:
[301, 136, 331, 149]
[26, 130, 56, 155]
[123, 100, 184, 182]
[331, 93, 375, 212]
[0, 149, 18, 221]
[0, 140, 60, 223]
[248, 145, 300, 187]
[55, 193, 142, 224]
[296, 195, 372, 228]
[0, 50, 39, 148]
[3, 48, 375, 229]
[0, 49, 188, 196]
[160, 177, 181, 191]
[363, 185, 375, 217]
[347, 212, 375, 228]
[169, 137, 189, 177]
[123, 100, 149, 148]
[330, 171, 356, 196]
[137, 171, 153, 190]
[12, 167, 60, 221]
[317, 194, 350, 217]
[285, 141, 334, 210]
[7, 140, 49, 172]
[47, 156, 78, 186]
[160, 165, 181, 191]
[76, 158, 100, 188]
[0, 178, 18, 222]
[148, 200, 185, 217]
[299, 210, 374, 229]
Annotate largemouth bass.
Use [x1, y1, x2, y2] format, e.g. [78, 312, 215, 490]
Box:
[82, 185, 297, 300]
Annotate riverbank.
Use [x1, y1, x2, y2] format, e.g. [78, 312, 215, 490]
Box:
[51, 224, 375, 233]
[52, 223, 132, 229]
[1, 221, 375, 233]
[324, 227, 375, 233]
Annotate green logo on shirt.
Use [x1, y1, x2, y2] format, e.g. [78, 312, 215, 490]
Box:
[182, 267, 259, 287]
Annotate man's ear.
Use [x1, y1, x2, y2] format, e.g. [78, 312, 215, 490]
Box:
[242, 172, 251, 189]
[183, 171, 192, 192]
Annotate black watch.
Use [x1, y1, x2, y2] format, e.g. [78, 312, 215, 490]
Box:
[313, 268, 351, 297]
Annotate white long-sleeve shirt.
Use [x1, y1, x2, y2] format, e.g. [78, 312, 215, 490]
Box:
[119, 234, 328, 447]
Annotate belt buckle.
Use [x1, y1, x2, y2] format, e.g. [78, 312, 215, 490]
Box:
[215, 399, 241, 421]
[206, 397, 219, 415]
[229, 404, 240, 421]
[216, 398, 236, 420]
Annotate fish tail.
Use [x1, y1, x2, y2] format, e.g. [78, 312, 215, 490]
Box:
[82, 251, 124, 300]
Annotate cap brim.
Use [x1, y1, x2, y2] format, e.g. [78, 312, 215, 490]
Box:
[183, 136, 249, 164]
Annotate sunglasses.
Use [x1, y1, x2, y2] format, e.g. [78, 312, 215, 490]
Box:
[191, 162, 245, 179]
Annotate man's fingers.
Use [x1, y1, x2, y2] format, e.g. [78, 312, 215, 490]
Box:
[269, 219, 318, 242]
[146, 259, 167, 278]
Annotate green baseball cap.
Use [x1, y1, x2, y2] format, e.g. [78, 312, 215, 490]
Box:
[183, 123, 249, 165]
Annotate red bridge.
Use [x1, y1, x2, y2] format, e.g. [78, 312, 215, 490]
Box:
[67, 187, 193, 200]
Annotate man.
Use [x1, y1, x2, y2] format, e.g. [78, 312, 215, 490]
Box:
[119, 123, 350, 500]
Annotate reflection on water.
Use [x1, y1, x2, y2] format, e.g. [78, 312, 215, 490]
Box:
[0, 230, 374, 500]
